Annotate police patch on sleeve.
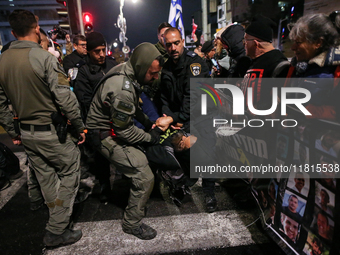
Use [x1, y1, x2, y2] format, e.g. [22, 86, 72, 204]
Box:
[123, 80, 131, 90]
[190, 63, 201, 76]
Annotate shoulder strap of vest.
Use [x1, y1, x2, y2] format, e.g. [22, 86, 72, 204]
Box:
[91, 72, 123, 99]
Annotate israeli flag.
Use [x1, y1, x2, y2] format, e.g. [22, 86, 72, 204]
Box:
[168, 0, 185, 45]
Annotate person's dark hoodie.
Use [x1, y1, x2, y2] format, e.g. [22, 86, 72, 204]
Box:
[221, 24, 245, 61]
[220, 24, 248, 77]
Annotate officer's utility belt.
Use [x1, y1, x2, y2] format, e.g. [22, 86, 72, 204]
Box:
[20, 123, 52, 132]
[87, 129, 115, 149]
[99, 130, 113, 140]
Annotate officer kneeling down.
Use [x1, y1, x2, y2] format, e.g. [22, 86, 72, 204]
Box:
[86, 42, 172, 240]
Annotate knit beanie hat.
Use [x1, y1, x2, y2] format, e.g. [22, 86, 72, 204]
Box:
[86, 32, 106, 51]
[245, 15, 276, 42]
[201, 40, 214, 53]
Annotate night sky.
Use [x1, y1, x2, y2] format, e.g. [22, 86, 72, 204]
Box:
[81, 0, 202, 50]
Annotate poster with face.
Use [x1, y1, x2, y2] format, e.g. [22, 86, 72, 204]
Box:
[287, 171, 310, 198]
[311, 207, 334, 242]
[315, 182, 335, 218]
[316, 154, 337, 192]
[280, 213, 301, 244]
[303, 232, 329, 255]
[315, 130, 340, 158]
[282, 190, 306, 222]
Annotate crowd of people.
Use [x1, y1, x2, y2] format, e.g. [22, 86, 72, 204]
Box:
[0, 8, 340, 249]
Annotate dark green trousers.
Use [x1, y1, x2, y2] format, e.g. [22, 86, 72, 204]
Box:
[99, 136, 154, 229]
[21, 128, 80, 235]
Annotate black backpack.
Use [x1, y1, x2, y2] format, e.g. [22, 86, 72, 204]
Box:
[0, 142, 21, 190]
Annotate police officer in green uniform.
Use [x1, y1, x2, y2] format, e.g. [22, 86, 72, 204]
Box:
[161, 27, 218, 213]
[0, 10, 86, 247]
[86, 42, 172, 240]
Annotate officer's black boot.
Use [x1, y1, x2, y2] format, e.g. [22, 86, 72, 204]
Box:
[123, 223, 157, 240]
[43, 229, 82, 247]
[202, 179, 217, 213]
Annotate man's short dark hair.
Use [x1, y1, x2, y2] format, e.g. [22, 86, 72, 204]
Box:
[155, 55, 164, 67]
[9, 9, 37, 37]
[73, 34, 86, 45]
[164, 27, 182, 39]
[289, 194, 298, 201]
[157, 22, 172, 34]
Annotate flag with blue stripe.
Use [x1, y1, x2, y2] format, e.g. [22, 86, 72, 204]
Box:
[168, 0, 185, 45]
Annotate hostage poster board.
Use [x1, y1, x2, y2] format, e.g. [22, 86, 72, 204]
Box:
[210, 86, 340, 255]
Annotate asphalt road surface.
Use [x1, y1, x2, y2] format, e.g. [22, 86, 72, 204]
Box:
[0, 133, 286, 255]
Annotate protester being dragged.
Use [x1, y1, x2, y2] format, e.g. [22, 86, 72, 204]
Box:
[287, 13, 340, 121]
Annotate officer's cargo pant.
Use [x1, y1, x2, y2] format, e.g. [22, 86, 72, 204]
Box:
[27, 166, 43, 203]
[21, 128, 80, 235]
[99, 136, 154, 230]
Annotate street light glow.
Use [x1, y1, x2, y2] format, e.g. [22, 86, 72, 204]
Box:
[132, 0, 138, 3]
